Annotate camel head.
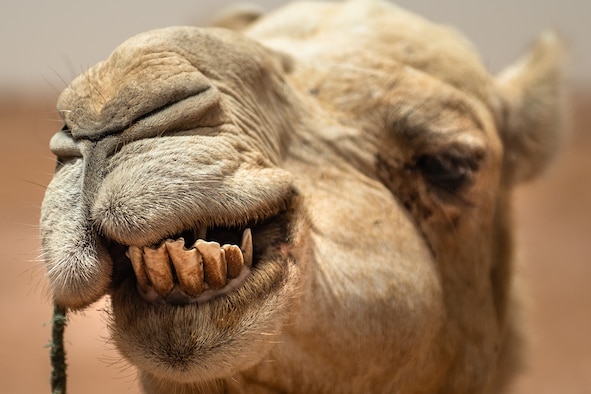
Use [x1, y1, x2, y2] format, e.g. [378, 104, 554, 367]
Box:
[40, 1, 564, 392]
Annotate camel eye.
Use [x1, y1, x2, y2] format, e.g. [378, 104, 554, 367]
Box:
[415, 152, 478, 194]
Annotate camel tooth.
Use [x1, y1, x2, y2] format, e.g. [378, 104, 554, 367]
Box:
[195, 240, 227, 289]
[241, 228, 253, 268]
[127, 245, 152, 294]
[143, 243, 174, 296]
[223, 244, 244, 279]
[165, 238, 204, 296]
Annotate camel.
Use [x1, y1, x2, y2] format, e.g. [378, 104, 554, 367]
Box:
[40, 0, 565, 392]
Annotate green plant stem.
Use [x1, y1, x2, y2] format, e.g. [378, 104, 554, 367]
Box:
[50, 303, 67, 394]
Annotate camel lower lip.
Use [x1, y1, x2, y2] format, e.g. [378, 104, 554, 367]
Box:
[137, 267, 252, 305]
[125, 228, 253, 305]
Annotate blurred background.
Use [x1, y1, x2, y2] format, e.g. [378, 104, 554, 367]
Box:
[1, 0, 589, 393]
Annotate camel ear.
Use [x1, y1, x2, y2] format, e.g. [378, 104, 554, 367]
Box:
[495, 32, 567, 184]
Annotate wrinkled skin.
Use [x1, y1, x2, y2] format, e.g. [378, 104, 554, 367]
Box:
[40, 1, 565, 393]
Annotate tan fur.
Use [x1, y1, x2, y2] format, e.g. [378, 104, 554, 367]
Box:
[40, 0, 565, 392]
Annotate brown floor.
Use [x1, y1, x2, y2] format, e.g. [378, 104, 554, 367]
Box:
[0, 92, 589, 393]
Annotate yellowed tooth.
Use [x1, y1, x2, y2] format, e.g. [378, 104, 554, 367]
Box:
[127, 245, 151, 293]
[165, 238, 204, 296]
[143, 243, 174, 296]
[223, 244, 244, 279]
[241, 228, 253, 268]
[195, 240, 227, 289]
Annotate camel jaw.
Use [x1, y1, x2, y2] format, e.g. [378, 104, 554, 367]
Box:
[105, 197, 305, 383]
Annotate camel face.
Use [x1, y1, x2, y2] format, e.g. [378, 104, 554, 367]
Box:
[40, 1, 564, 392]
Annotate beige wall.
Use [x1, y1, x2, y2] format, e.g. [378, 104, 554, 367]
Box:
[1, 0, 589, 91]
